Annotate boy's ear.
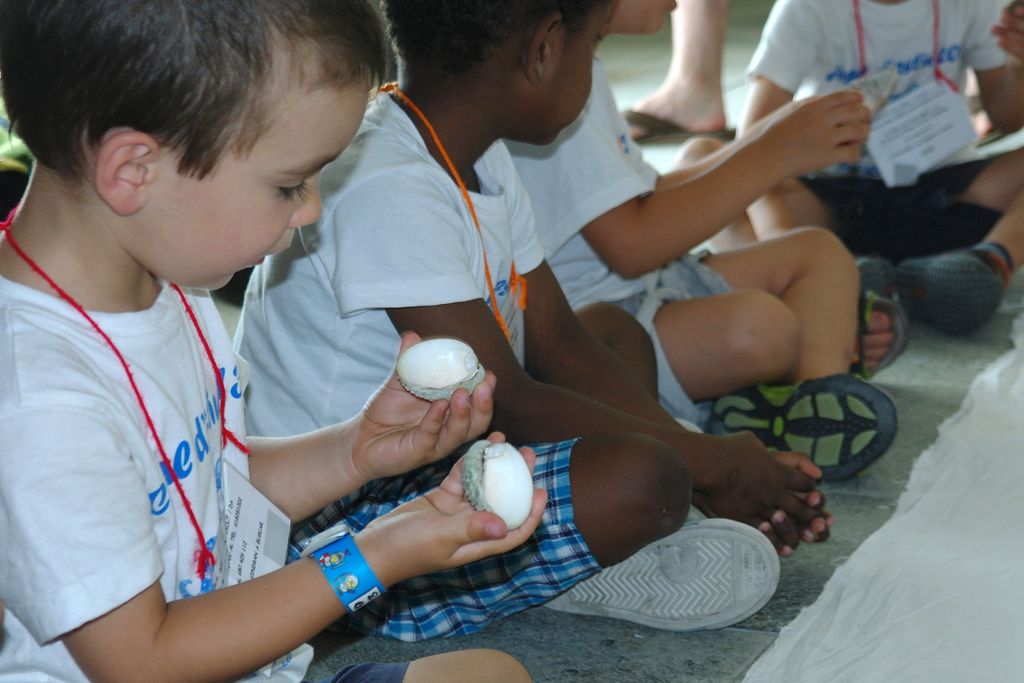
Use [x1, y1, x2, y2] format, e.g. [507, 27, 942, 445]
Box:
[93, 129, 164, 216]
[523, 12, 565, 85]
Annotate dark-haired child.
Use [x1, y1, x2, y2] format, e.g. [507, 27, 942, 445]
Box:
[238, 0, 834, 638]
[0, 1, 540, 681]
[743, 0, 1024, 335]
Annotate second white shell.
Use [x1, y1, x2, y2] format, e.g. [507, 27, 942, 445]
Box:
[461, 441, 533, 530]
[396, 337, 485, 400]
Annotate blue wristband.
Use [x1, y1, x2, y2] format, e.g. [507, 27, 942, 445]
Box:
[305, 532, 385, 613]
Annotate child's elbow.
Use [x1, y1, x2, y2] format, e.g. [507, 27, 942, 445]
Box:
[600, 233, 661, 279]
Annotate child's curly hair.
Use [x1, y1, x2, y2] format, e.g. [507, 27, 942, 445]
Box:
[382, 0, 605, 74]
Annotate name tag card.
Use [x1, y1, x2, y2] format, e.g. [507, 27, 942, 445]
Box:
[222, 462, 308, 681]
[222, 461, 290, 584]
[866, 82, 976, 188]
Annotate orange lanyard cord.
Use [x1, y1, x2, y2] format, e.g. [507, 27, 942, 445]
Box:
[380, 83, 526, 341]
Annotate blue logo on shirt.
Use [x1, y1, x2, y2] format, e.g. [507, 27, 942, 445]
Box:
[826, 43, 962, 85]
[178, 536, 218, 597]
[146, 364, 242, 516]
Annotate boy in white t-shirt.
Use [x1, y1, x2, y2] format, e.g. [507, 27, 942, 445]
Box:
[743, 0, 1024, 335]
[506, 0, 902, 482]
[240, 1, 846, 637]
[0, 2, 543, 682]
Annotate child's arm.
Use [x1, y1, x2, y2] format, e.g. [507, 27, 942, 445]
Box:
[736, 76, 810, 233]
[63, 457, 547, 683]
[981, 7, 1024, 132]
[583, 90, 869, 277]
[247, 332, 496, 522]
[387, 264, 827, 542]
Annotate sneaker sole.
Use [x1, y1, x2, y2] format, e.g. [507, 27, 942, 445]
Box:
[544, 519, 779, 631]
[778, 375, 897, 480]
[713, 375, 898, 481]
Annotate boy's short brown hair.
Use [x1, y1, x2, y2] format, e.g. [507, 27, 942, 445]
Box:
[0, 0, 387, 180]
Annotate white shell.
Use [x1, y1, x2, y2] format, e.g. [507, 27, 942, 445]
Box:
[396, 338, 485, 400]
[462, 441, 533, 530]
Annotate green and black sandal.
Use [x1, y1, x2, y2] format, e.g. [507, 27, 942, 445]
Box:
[850, 290, 909, 379]
[709, 374, 897, 481]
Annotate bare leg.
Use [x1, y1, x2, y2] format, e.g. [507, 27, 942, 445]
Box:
[631, 0, 729, 134]
[653, 290, 800, 399]
[405, 650, 531, 683]
[704, 228, 860, 381]
[569, 434, 692, 566]
[575, 302, 659, 395]
[669, 140, 887, 370]
[958, 146, 1024, 267]
[747, 178, 835, 241]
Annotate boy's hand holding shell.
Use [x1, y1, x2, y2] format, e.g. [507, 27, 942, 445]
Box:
[351, 335, 495, 482]
[396, 337, 486, 400]
[396, 338, 535, 530]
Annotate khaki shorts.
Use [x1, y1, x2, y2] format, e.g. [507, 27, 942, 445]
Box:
[611, 252, 731, 429]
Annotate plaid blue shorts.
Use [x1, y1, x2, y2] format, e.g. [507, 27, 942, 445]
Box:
[291, 439, 598, 641]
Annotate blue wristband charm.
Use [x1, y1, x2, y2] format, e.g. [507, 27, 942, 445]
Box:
[308, 532, 384, 613]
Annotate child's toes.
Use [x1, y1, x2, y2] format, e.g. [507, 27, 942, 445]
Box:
[867, 309, 893, 334]
[864, 331, 895, 369]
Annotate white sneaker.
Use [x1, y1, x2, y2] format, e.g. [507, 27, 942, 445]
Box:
[544, 518, 779, 631]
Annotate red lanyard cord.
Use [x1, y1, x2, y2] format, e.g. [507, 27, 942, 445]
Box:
[169, 284, 249, 454]
[853, 0, 959, 92]
[380, 83, 527, 342]
[0, 212, 250, 579]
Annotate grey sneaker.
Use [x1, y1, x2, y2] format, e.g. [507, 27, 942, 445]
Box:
[895, 251, 1005, 335]
[544, 518, 779, 631]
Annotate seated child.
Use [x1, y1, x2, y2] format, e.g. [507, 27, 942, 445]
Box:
[237, 0, 836, 636]
[505, 0, 902, 480]
[742, 0, 1024, 335]
[0, 1, 541, 681]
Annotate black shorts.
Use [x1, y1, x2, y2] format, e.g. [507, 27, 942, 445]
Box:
[799, 158, 1002, 263]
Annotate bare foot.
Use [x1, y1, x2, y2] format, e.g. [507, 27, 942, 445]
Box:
[861, 309, 896, 371]
[629, 80, 728, 138]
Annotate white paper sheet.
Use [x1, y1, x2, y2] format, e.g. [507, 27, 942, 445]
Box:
[744, 315, 1024, 683]
[866, 82, 976, 188]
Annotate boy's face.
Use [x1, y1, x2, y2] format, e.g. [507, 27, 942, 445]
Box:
[608, 0, 676, 35]
[136, 82, 368, 290]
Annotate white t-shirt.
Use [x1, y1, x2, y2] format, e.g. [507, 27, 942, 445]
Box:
[507, 59, 657, 309]
[748, 0, 1005, 177]
[237, 95, 546, 437]
[0, 278, 259, 682]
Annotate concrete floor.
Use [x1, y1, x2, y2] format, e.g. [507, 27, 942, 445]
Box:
[219, 1, 1024, 679]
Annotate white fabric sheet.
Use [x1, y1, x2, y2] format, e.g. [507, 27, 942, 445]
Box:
[745, 314, 1024, 683]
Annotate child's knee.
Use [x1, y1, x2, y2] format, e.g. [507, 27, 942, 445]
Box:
[570, 433, 691, 548]
[674, 135, 727, 166]
[721, 291, 799, 378]
[622, 435, 692, 531]
[792, 227, 859, 288]
[578, 302, 654, 356]
[790, 226, 853, 262]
